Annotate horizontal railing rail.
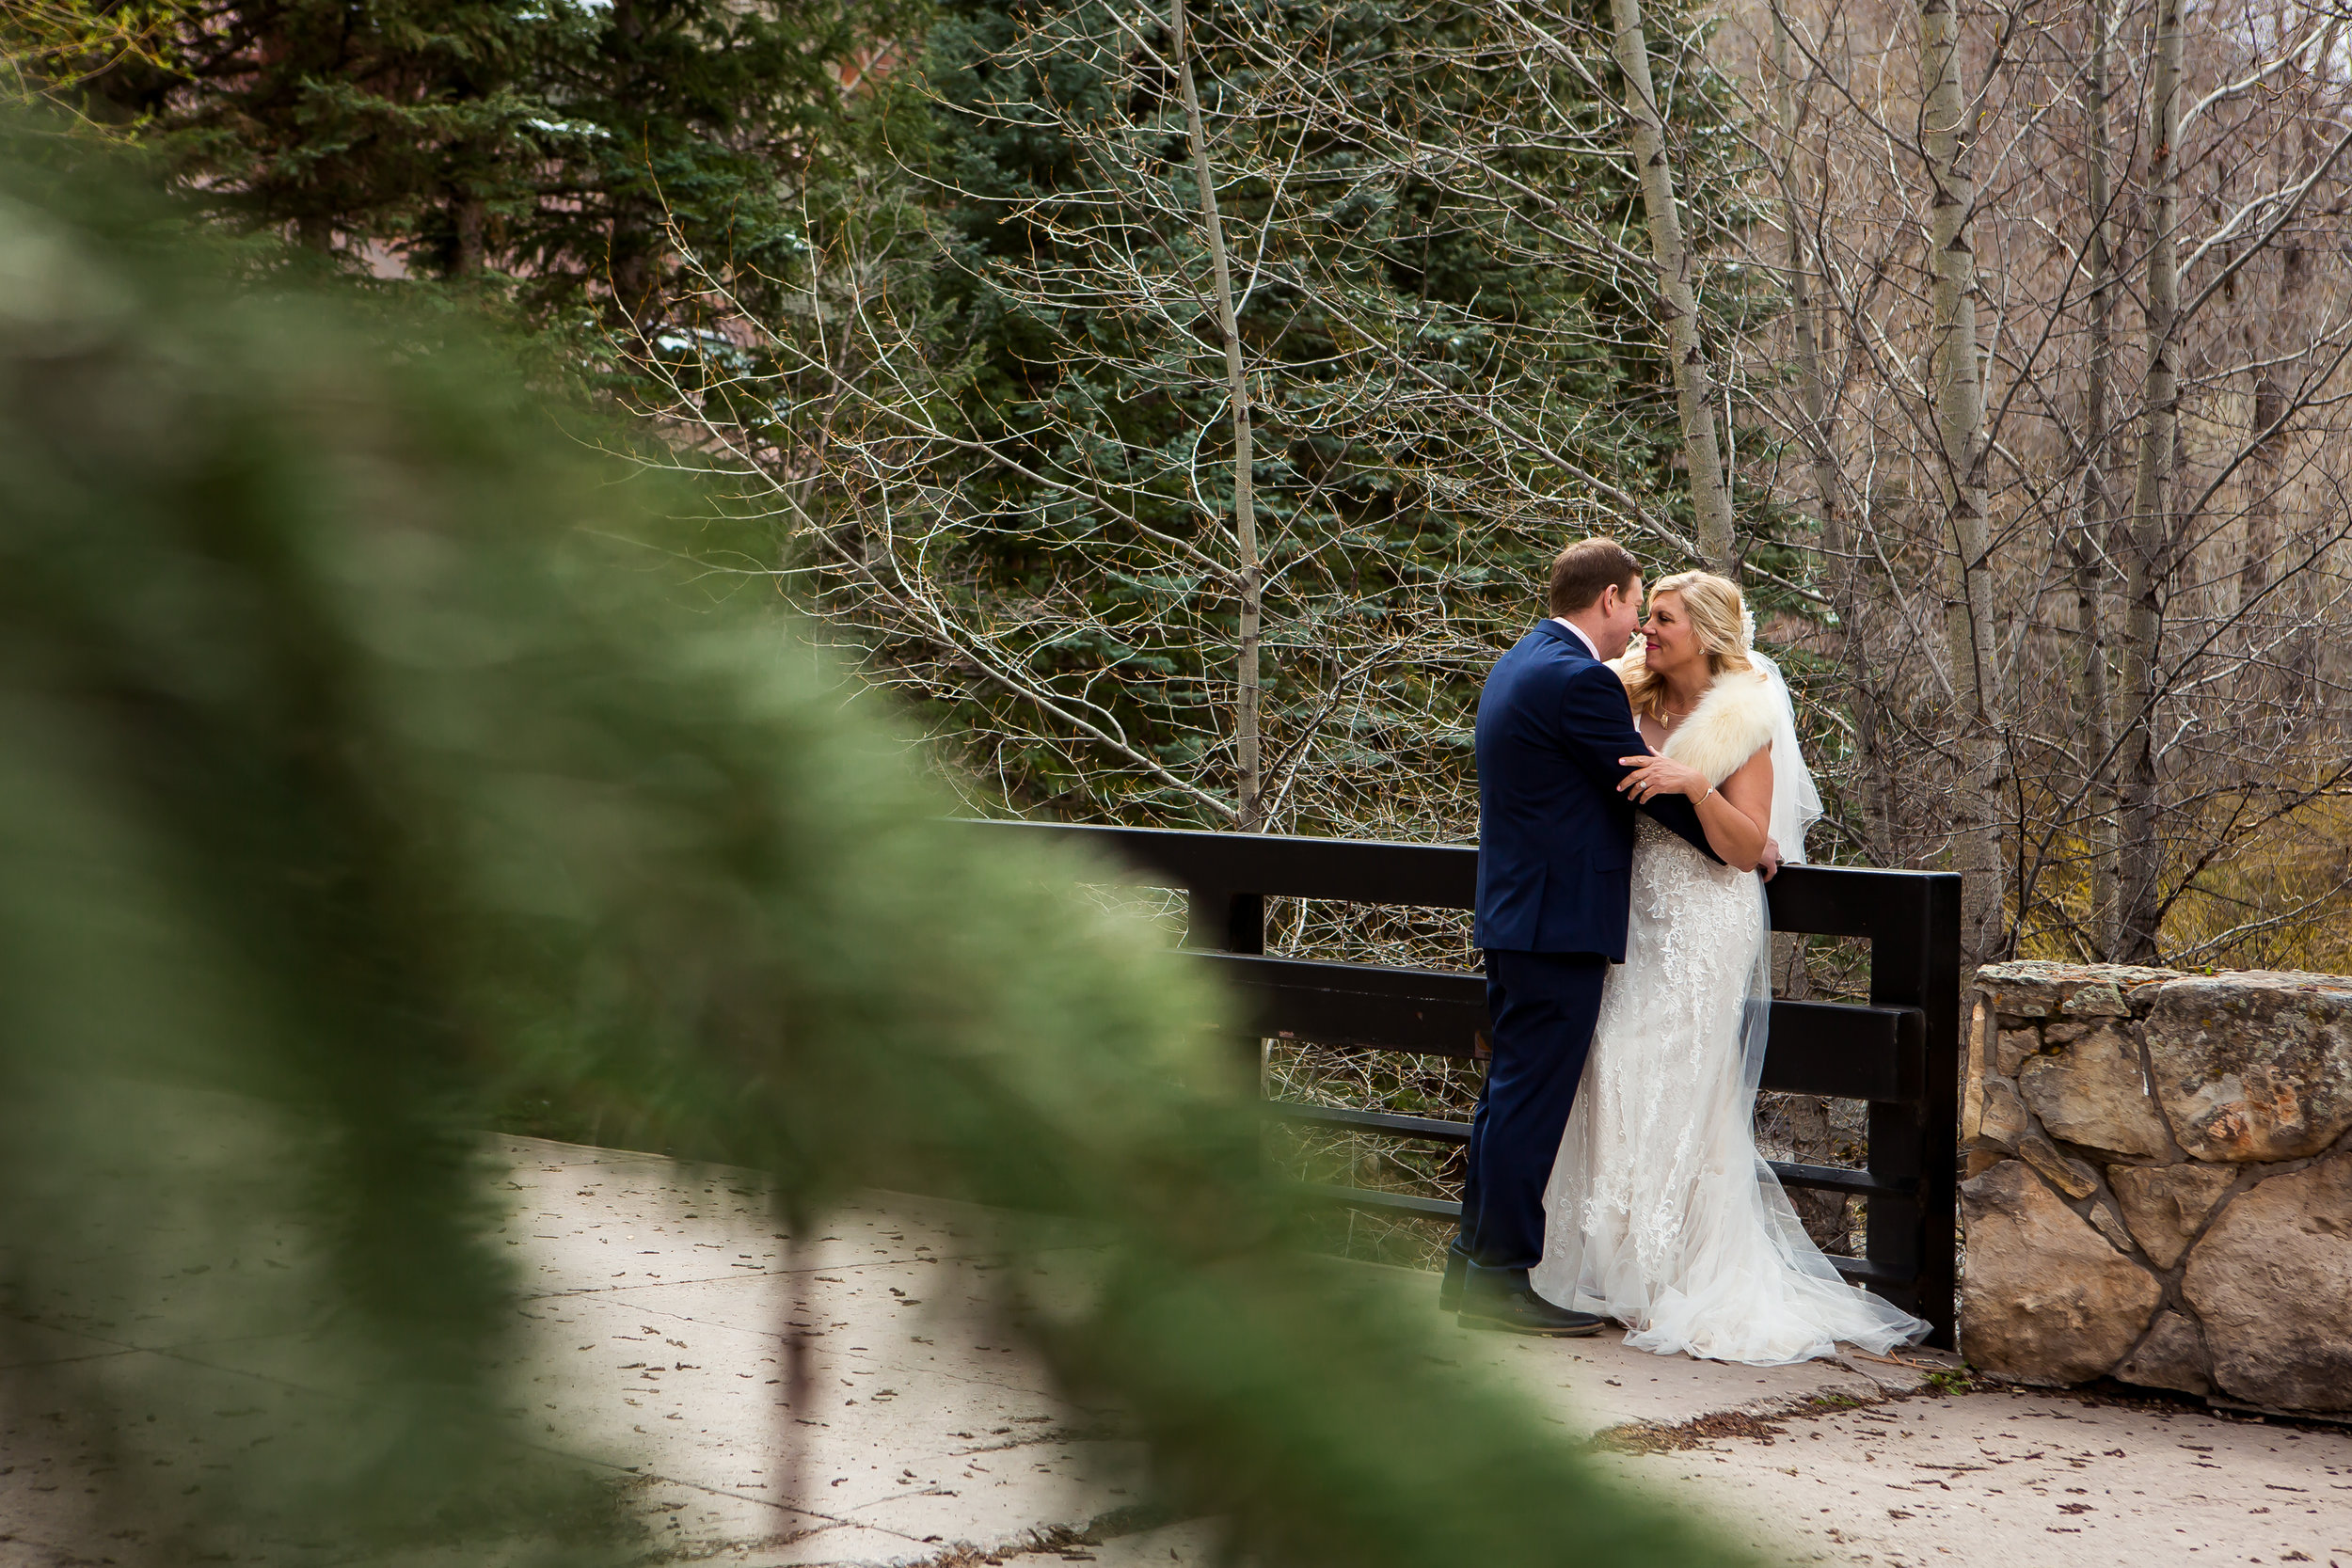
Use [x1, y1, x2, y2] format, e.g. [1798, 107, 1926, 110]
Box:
[969, 818, 1960, 1347]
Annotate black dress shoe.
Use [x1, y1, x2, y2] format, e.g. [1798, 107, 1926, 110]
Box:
[1457, 1289, 1606, 1338]
[1438, 1249, 1468, 1312]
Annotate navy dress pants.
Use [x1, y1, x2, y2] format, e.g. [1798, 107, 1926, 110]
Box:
[1453, 948, 1608, 1293]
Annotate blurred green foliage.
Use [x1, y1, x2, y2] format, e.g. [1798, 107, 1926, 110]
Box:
[0, 134, 1745, 1567]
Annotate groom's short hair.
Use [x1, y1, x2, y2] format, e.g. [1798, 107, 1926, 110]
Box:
[1548, 537, 1642, 616]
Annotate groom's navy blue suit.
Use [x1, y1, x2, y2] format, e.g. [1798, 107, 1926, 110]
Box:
[1456, 619, 1715, 1296]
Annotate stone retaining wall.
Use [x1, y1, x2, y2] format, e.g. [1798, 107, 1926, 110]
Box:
[1960, 959, 2352, 1415]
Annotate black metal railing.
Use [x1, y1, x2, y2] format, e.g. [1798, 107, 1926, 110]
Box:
[972, 819, 1961, 1348]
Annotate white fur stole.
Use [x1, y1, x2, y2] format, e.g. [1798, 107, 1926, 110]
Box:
[1609, 661, 1777, 786]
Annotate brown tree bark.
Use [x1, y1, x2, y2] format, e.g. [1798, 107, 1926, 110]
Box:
[2118, 0, 2185, 962]
[453, 195, 486, 277]
[2072, 0, 2119, 959]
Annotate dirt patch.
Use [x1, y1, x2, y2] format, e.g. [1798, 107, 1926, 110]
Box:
[1593, 1407, 1805, 1453]
[1592, 1386, 1910, 1453]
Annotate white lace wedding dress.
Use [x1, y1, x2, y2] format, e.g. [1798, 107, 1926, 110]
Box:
[1529, 657, 1930, 1367]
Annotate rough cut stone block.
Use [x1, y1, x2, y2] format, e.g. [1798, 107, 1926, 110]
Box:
[2108, 1161, 2236, 1271]
[1963, 1000, 1990, 1141]
[2018, 1022, 2172, 1159]
[2065, 981, 2132, 1017]
[1975, 960, 2179, 1022]
[2088, 1202, 2137, 1255]
[2017, 1131, 2099, 1198]
[1975, 961, 2084, 1020]
[1995, 1027, 2042, 1078]
[2145, 972, 2352, 1162]
[1961, 1159, 2160, 1383]
[1972, 1076, 2029, 1151]
[2116, 1308, 2211, 1396]
[2183, 1149, 2352, 1412]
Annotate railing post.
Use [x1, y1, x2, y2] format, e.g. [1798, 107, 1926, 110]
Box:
[1184, 887, 1264, 956]
[1867, 876, 1963, 1350]
[1185, 887, 1266, 1096]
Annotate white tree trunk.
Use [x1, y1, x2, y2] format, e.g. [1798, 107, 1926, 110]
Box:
[1916, 0, 2006, 969]
[2073, 0, 2119, 959]
[1772, 12, 1891, 861]
[1610, 0, 1735, 573]
[1172, 0, 1263, 830]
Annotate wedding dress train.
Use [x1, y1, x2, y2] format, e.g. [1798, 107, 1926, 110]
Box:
[1530, 664, 1930, 1367]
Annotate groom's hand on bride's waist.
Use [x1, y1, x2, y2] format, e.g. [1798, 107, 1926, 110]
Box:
[1758, 837, 1782, 882]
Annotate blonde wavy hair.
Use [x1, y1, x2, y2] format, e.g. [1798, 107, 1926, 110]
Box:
[1617, 570, 1755, 721]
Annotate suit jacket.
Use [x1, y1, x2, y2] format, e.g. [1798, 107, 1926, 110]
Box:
[1471, 620, 1716, 958]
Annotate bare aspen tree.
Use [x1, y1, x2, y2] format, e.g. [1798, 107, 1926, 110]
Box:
[1915, 0, 2005, 967]
[1724, 0, 2352, 974]
[1768, 14, 1836, 584]
[1757, 5, 1871, 1246]
[2071, 0, 2119, 958]
[1767, 5, 1892, 860]
[1170, 0, 1263, 830]
[1610, 0, 1737, 572]
[2118, 0, 2185, 962]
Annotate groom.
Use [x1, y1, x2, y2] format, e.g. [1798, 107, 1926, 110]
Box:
[1443, 537, 1722, 1335]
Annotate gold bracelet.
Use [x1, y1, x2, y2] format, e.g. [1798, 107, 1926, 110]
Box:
[1698, 784, 1717, 805]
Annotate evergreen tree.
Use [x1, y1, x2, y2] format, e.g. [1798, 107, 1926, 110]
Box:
[83, 0, 561, 264]
[508, 0, 873, 325]
[59, 0, 885, 329]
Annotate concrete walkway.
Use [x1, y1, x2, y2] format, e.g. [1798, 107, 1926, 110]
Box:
[6, 1134, 2348, 1566]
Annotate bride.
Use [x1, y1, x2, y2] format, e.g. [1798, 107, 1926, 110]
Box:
[1529, 571, 1929, 1366]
